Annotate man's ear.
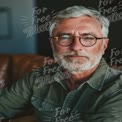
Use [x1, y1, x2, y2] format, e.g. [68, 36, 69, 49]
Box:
[102, 38, 109, 55]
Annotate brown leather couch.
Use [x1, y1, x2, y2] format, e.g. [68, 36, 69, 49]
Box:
[0, 54, 52, 122]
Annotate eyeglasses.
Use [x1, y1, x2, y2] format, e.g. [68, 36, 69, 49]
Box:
[50, 34, 107, 47]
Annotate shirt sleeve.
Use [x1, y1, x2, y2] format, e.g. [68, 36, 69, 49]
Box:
[0, 72, 35, 118]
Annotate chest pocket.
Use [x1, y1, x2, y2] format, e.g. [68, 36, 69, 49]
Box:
[31, 96, 58, 111]
[31, 96, 59, 122]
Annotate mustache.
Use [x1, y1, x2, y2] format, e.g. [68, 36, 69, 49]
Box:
[61, 51, 89, 57]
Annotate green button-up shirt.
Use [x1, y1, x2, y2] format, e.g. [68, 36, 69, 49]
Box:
[0, 58, 122, 122]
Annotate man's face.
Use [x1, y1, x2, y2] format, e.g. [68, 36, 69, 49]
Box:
[51, 16, 109, 73]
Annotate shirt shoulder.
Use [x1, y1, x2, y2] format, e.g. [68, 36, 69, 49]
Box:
[31, 62, 63, 88]
[102, 67, 122, 97]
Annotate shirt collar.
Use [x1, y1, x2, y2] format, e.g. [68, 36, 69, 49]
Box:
[54, 58, 109, 91]
[86, 58, 109, 91]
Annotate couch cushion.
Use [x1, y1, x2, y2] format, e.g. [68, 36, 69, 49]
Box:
[11, 54, 47, 83]
[0, 54, 10, 88]
[0, 54, 51, 88]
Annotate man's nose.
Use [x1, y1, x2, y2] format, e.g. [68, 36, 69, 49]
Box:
[70, 37, 83, 51]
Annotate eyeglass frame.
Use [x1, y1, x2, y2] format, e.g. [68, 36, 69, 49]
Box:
[50, 34, 108, 47]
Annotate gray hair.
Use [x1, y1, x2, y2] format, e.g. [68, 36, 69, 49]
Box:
[49, 6, 110, 37]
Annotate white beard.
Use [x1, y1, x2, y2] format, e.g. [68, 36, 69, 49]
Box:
[53, 51, 102, 73]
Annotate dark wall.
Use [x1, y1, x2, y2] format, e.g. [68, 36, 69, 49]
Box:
[36, 0, 122, 69]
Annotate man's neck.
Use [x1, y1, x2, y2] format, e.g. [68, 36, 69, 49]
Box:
[65, 64, 99, 91]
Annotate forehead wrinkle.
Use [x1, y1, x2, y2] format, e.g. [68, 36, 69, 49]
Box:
[53, 16, 102, 37]
[72, 23, 81, 36]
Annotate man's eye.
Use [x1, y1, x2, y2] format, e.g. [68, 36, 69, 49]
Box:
[83, 36, 95, 41]
[60, 35, 71, 40]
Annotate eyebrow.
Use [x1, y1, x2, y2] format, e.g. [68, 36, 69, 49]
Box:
[56, 32, 97, 37]
[56, 32, 72, 36]
[79, 33, 96, 36]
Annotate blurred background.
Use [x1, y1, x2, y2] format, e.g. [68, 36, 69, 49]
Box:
[0, 0, 122, 68]
[0, 0, 37, 54]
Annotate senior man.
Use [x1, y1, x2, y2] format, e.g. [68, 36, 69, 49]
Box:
[0, 5, 122, 122]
